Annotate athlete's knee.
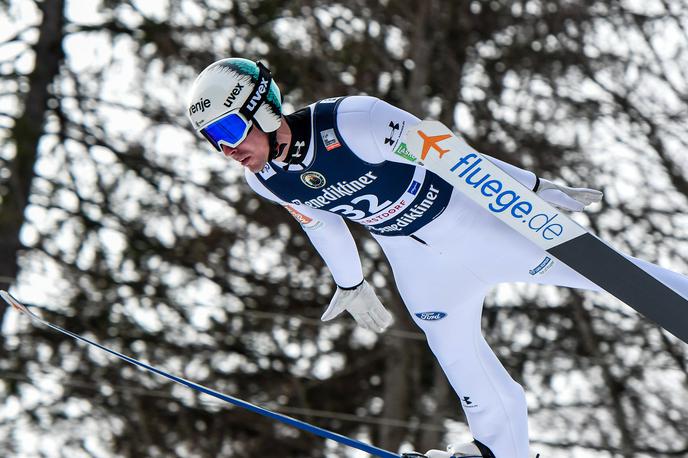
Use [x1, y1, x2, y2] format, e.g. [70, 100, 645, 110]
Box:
[423, 332, 480, 369]
[413, 315, 484, 366]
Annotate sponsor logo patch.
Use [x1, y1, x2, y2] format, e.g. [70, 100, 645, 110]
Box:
[384, 120, 404, 147]
[292, 140, 306, 159]
[393, 142, 418, 163]
[284, 205, 323, 230]
[258, 163, 276, 180]
[412, 128, 582, 246]
[284, 205, 312, 224]
[188, 97, 211, 116]
[223, 82, 244, 108]
[415, 311, 447, 321]
[293, 171, 378, 208]
[245, 77, 269, 113]
[461, 396, 479, 409]
[320, 128, 341, 151]
[407, 180, 421, 195]
[418, 131, 451, 160]
[448, 152, 565, 242]
[300, 171, 327, 189]
[529, 256, 554, 276]
[370, 184, 441, 234]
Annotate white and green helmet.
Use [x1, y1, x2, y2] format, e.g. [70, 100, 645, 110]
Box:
[187, 58, 282, 149]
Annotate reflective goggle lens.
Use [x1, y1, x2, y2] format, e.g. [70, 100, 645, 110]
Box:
[201, 113, 252, 151]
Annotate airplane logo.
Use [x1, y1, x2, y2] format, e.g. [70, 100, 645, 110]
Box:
[417, 130, 451, 160]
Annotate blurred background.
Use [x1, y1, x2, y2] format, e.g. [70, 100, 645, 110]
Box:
[1, 0, 688, 457]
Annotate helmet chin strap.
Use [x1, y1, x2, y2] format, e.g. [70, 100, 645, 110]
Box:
[252, 61, 287, 162]
[268, 130, 281, 160]
[266, 116, 292, 163]
[241, 61, 281, 160]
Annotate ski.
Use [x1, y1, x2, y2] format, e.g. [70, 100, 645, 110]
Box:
[400, 120, 688, 344]
[0, 291, 401, 458]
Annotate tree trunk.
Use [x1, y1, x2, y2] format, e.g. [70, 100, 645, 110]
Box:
[0, 0, 65, 321]
[379, 330, 422, 450]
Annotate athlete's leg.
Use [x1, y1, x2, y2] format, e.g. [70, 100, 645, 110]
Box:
[375, 234, 531, 458]
[457, 204, 688, 303]
[385, 196, 688, 458]
[450, 205, 602, 290]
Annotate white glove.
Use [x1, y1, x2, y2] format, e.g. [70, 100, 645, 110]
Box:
[536, 178, 603, 212]
[321, 280, 393, 333]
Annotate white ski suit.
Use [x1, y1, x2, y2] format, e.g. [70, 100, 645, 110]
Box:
[245, 96, 688, 457]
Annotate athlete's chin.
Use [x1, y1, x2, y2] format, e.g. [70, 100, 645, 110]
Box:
[246, 160, 265, 173]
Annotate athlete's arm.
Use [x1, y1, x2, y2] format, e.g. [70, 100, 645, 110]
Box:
[299, 210, 364, 288]
[355, 96, 600, 210]
[358, 97, 538, 189]
[245, 170, 364, 288]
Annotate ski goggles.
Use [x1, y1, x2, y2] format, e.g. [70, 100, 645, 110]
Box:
[201, 112, 253, 151]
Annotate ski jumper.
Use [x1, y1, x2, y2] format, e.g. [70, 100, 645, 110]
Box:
[245, 96, 688, 457]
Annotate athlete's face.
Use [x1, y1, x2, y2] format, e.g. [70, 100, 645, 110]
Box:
[220, 125, 269, 173]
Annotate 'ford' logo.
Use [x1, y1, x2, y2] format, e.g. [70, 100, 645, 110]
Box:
[415, 311, 447, 321]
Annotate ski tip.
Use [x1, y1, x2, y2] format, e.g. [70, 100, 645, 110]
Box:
[0, 290, 29, 314]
